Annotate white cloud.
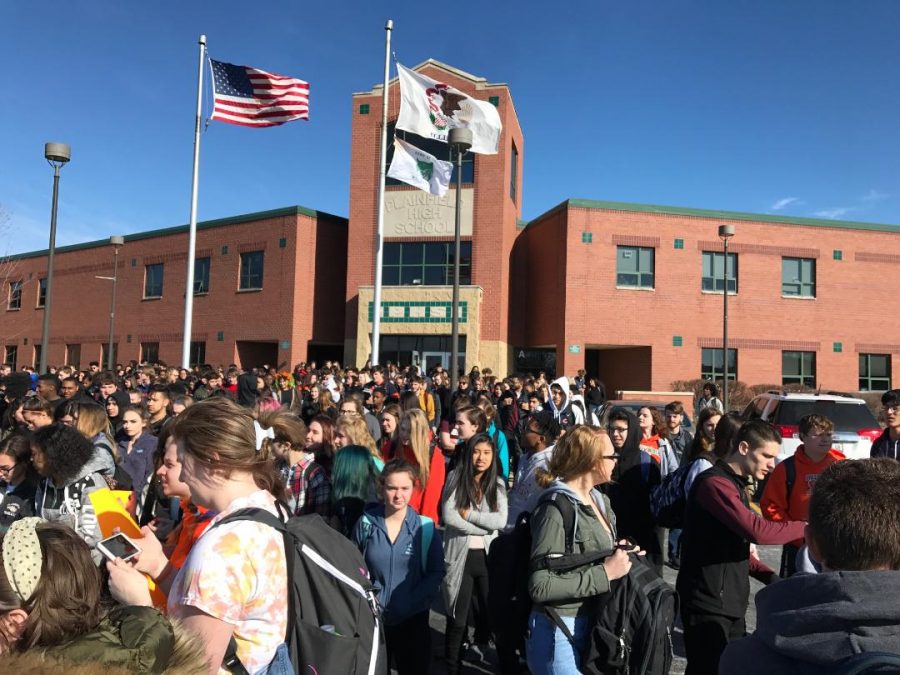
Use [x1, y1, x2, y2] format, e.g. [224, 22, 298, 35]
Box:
[813, 207, 854, 220]
[770, 197, 799, 211]
[862, 189, 889, 203]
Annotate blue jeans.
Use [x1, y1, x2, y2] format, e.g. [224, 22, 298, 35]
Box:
[526, 610, 589, 675]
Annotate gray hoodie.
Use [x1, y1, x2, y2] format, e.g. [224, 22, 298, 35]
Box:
[35, 451, 109, 565]
[720, 570, 900, 674]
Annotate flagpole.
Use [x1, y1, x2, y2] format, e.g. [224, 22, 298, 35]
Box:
[181, 34, 206, 369]
[370, 19, 392, 368]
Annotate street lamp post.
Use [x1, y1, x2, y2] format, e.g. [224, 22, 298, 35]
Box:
[105, 236, 125, 371]
[718, 224, 735, 411]
[39, 143, 71, 375]
[447, 128, 472, 393]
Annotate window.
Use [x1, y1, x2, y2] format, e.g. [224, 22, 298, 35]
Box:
[782, 351, 816, 387]
[859, 354, 891, 392]
[140, 342, 160, 364]
[101, 343, 119, 369]
[66, 344, 81, 367]
[701, 347, 738, 381]
[382, 241, 472, 286]
[701, 251, 738, 293]
[510, 142, 518, 202]
[782, 257, 816, 297]
[239, 251, 264, 290]
[144, 263, 164, 298]
[616, 246, 655, 289]
[386, 123, 474, 185]
[190, 340, 206, 366]
[194, 257, 211, 294]
[33, 345, 41, 369]
[37, 278, 47, 308]
[4, 346, 16, 371]
[8, 281, 22, 310]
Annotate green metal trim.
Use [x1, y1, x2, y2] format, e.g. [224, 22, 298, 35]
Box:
[7, 205, 348, 261]
[367, 300, 468, 324]
[564, 199, 899, 233]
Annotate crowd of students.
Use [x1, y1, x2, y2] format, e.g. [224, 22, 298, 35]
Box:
[0, 359, 897, 674]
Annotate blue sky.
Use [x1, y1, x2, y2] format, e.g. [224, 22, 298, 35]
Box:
[2, 1, 898, 255]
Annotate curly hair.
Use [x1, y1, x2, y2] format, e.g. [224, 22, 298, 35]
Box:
[32, 424, 95, 484]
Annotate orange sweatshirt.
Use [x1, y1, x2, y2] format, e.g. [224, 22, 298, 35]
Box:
[761, 445, 844, 545]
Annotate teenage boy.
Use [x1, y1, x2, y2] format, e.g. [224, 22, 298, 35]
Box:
[504, 410, 561, 528]
[761, 414, 844, 577]
[664, 401, 693, 464]
[146, 384, 172, 437]
[871, 388, 900, 461]
[677, 420, 806, 675]
[721, 458, 900, 673]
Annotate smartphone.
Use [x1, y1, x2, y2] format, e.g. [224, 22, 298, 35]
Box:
[97, 533, 141, 562]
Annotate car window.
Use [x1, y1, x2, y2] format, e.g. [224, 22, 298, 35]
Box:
[777, 401, 878, 431]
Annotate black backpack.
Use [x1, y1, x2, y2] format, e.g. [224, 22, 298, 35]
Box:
[214, 508, 387, 675]
[529, 493, 679, 675]
[649, 460, 694, 528]
[834, 652, 900, 674]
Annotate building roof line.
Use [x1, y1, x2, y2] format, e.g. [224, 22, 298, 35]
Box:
[523, 198, 899, 234]
[5, 205, 348, 261]
[352, 58, 509, 97]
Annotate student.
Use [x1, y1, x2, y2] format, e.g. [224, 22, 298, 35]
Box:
[871, 388, 900, 460]
[0, 434, 35, 533]
[330, 445, 380, 537]
[761, 414, 844, 577]
[676, 420, 807, 675]
[379, 403, 402, 462]
[352, 460, 444, 675]
[637, 406, 678, 475]
[154, 434, 214, 570]
[106, 396, 291, 674]
[20, 397, 54, 431]
[31, 424, 109, 564]
[683, 407, 722, 467]
[664, 400, 693, 464]
[260, 410, 331, 518]
[335, 414, 384, 471]
[721, 458, 900, 672]
[116, 405, 158, 495]
[695, 382, 724, 416]
[305, 414, 337, 477]
[395, 409, 445, 522]
[442, 433, 508, 675]
[546, 377, 578, 429]
[0, 519, 206, 672]
[145, 384, 171, 437]
[505, 410, 561, 528]
[526, 425, 635, 674]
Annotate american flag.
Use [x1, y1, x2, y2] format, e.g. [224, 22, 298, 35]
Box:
[209, 59, 309, 127]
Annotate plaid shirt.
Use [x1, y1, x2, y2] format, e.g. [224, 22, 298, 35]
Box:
[281, 454, 332, 518]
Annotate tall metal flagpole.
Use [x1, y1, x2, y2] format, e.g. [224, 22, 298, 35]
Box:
[370, 19, 392, 367]
[182, 34, 206, 369]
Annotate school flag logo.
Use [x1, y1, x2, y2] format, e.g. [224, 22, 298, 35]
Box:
[387, 137, 453, 196]
[396, 63, 502, 155]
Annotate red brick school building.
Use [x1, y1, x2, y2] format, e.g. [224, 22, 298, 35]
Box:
[3, 60, 899, 394]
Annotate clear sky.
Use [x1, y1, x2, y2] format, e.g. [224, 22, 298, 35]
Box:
[2, 1, 898, 255]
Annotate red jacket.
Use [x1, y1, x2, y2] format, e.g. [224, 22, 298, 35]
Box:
[399, 444, 446, 523]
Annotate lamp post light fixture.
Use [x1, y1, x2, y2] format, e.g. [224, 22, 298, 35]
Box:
[718, 223, 735, 411]
[39, 142, 71, 375]
[447, 127, 472, 393]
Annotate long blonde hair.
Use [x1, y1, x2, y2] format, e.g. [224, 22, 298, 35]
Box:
[336, 414, 380, 462]
[400, 408, 432, 485]
[74, 403, 115, 458]
[536, 425, 611, 488]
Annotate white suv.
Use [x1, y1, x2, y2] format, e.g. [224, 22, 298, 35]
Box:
[742, 391, 881, 463]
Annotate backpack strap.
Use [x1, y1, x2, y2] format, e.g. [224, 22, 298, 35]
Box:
[418, 515, 434, 575]
[530, 493, 612, 573]
[213, 506, 295, 675]
[783, 456, 797, 504]
[834, 652, 900, 675]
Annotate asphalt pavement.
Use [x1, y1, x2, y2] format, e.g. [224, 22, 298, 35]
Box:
[414, 545, 783, 675]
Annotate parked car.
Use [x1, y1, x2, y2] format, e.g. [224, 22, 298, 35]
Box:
[742, 391, 881, 462]
[596, 400, 695, 434]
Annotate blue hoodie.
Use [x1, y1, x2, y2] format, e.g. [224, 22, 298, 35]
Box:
[352, 504, 445, 626]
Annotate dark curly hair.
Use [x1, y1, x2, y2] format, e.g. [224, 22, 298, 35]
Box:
[32, 424, 95, 484]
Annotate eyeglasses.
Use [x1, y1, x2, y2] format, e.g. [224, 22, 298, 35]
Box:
[883, 405, 900, 414]
[0, 464, 16, 474]
[607, 426, 628, 435]
[601, 453, 621, 461]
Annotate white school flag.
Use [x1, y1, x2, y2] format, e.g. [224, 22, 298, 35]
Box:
[387, 137, 453, 196]
[396, 63, 502, 155]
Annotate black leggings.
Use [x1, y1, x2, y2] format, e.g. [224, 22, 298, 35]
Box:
[446, 549, 490, 672]
[682, 609, 746, 675]
[385, 610, 432, 675]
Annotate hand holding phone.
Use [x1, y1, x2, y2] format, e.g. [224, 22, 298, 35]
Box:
[97, 533, 141, 562]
